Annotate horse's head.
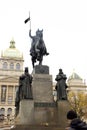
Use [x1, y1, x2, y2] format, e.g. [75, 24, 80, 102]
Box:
[36, 29, 43, 39]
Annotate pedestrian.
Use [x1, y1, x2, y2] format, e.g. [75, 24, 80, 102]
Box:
[66, 110, 87, 130]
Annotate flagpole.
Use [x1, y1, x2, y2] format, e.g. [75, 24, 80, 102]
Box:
[29, 11, 31, 30]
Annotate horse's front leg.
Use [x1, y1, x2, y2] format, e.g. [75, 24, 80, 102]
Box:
[39, 56, 43, 65]
[32, 61, 34, 68]
[31, 57, 35, 68]
[39, 61, 42, 65]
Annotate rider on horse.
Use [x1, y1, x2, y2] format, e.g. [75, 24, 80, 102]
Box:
[29, 29, 49, 67]
[29, 29, 49, 57]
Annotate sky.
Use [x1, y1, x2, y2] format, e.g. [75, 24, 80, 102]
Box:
[0, 0, 87, 83]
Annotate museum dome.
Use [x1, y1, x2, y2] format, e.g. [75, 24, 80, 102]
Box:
[2, 39, 23, 59]
[68, 72, 82, 80]
[67, 70, 85, 86]
[67, 70, 86, 87]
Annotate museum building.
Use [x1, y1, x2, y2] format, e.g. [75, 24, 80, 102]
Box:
[0, 39, 24, 119]
[67, 71, 87, 92]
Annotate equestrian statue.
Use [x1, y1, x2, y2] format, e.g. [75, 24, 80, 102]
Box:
[29, 29, 49, 68]
[24, 13, 49, 68]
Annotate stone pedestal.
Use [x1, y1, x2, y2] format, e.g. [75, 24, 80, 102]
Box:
[32, 74, 53, 102]
[57, 100, 70, 128]
[32, 65, 57, 124]
[19, 100, 34, 124]
[15, 65, 71, 128]
[32, 65, 53, 102]
[33, 65, 49, 74]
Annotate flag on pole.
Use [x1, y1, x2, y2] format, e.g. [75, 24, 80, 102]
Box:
[24, 17, 30, 24]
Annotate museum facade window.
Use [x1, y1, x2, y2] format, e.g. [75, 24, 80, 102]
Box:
[7, 108, 12, 116]
[10, 63, 14, 70]
[3, 62, 8, 69]
[1, 85, 7, 103]
[8, 86, 13, 104]
[16, 63, 20, 70]
[0, 108, 5, 120]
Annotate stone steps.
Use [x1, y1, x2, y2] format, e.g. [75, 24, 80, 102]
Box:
[12, 125, 64, 130]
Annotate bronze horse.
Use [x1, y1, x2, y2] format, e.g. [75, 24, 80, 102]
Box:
[29, 29, 49, 68]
